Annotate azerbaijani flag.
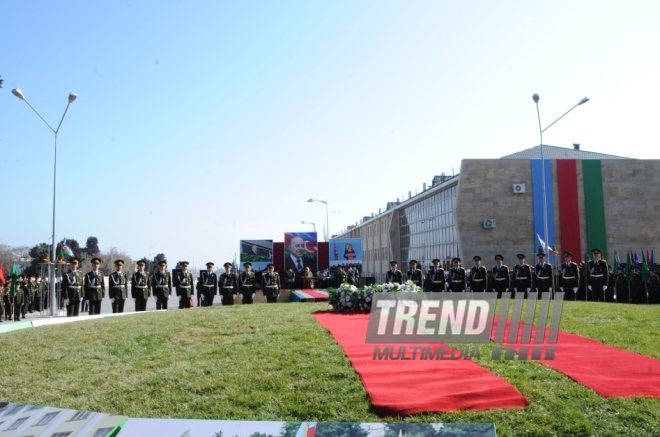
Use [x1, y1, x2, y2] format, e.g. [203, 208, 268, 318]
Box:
[296, 422, 317, 437]
[60, 240, 74, 258]
[536, 234, 556, 254]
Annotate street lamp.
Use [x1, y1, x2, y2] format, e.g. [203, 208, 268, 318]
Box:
[301, 221, 317, 233]
[532, 94, 589, 281]
[12, 88, 77, 316]
[307, 198, 329, 241]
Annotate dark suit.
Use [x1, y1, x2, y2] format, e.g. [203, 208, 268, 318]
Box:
[284, 255, 316, 279]
[512, 264, 533, 299]
[587, 260, 608, 302]
[448, 267, 467, 292]
[109, 271, 128, 313]
[174, 270, 194, 309]
[425, 268, 446, 292]
[219, 272, 238, 305]
[239, 271, 257, 304]
[534, 262, 553, 296]
[151, 270, 172, 310]
[131, 270, 150, 311]
[62, 270, 84, 317]
[559, 262, 580, 300]
[385, 269, 403, 284]
[261, 272, 280, 303]
[196, 271, 218, 307]
[491, 265, 510, 298]
[469, 265, 488, 293]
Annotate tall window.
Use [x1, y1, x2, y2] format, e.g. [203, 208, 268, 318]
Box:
[35, 411, 60, 426]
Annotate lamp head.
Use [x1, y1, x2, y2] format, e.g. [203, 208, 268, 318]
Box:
[307, 198, 314, 202]
[578, 97, 589, 105]
[532, 94, 540, 103]
[68, 93, 77, 103]
[12, 89, 25, 100]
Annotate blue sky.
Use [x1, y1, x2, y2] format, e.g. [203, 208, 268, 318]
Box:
[2, 1, 659, 269]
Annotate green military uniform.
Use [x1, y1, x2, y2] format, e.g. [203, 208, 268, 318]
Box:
[174, 262, 194, 309]
[85, 258, 105, 315]
[239, 262, 256, 304]
[109, 260, 128, 313]
[261, 264, 280, 303]
[131, 261, 150, 312]
[61, 258, 85, 317]
[151, 261, 172, 310]
[219, 262, 238, 306]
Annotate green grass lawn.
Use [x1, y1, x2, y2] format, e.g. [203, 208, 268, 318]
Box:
[0, 302, 658, 437]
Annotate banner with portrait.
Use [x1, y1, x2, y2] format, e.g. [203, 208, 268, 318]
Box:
[283, 232, 318, 275]
[239, 240, 273, 271]
[329, 238, 362, 267]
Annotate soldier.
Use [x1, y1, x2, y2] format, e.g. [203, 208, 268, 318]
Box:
[406, 260, 423, 288]
[33, 275, 43, 312]
[19, 276, 29, 319]
[13, 281, 25, 321]
[26, 275, 36, 313]
[239, 262, 257, 304]
[61, 257, 84, 317]
[131, 260, 150, 312]
[615, 264, 629, 303]
[219, 262, 238, 305]
[512, 254, 533, 299]
[84, 257, 105, 315]
[587, 248, 608, 302]
[283, 267, 296, 289]
[491, 254, 510, 299]
[534, 251, 553, 297]
[469, 256, 488, 294]
[261, 263, 280, 303]
[386, 261, 403, 284]
[197, 262, 218, 307]
[109, 259, 128, 313]
[425, 258, 446, 292]
[559, 251, 580, 301]
[606, 265, 616, 303]
[448, 258, 467, 293]
[629, 265, 646, 304]
[151, 260, 172, 310]
[648, 268, 660, 304]
[3, 282, 11, 320]
[175, 261, 194, 309]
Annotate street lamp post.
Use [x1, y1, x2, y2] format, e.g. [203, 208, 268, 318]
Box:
[12, 88, 77, 317]
[532, 94, 589, 290]
[307, 199, 329, 241]
[301, 221, 317, 233]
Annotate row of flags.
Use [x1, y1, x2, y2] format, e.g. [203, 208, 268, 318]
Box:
[0, 263, 20, 297]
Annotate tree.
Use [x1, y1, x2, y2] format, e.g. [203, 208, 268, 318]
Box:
[26, 243, 51, 276]
[100, 247, 134, 275]
[154, 253, 167, 263]
[84, 236, 100, 255]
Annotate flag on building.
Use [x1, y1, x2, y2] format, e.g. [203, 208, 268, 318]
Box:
[9, 263, 19, 298]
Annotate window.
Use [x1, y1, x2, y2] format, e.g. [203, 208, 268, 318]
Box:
[5, 404, 25, 416]
[51, 433, 73, 437]
[6, 417, 28, 430]
[92, 427, 115, 437]
[69, 410, 91, 421]
[35, 411, 60, 426]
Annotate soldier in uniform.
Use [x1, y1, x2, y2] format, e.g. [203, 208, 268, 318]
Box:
[629, 265, 646, 304]
[109, 259, 128, 313]
[261, 263, 280, 303]
[239, 262, 257, 304]
[406, 260, 423, 288]
[196, 262, 218, 307]
[151, 260, 172, 310]
[3, 282, 11, 320]
[425, 258, 446, 292]
[559, 251, 580, 300]
[33, 275, 43, 312]
[19, 276, 29, 319]
[512, 254, 533, 299]
[491, 255, 510, 299]
[648, 268, 660, 304]
[606, 265, 616, 303]
[283, 267, 296, 289]
[615, 264, 629, 303]
[61, 257, 84, 317]
[219, 262, 238, 306]
[469, 256, 488, 294]
[534, 252, 553, 297]
[174, 261, 194, 309]
[386, 261, 403, 284]
[26, 275, 36, 313]
[587, 248, 608, 302]
[84, 257, 105, 315]
[448, 258, 467, 293]
[13, 281, 25, 321]
[131, 260, 150, 311]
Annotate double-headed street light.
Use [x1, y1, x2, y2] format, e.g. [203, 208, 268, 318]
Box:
[307, 198, 329, 241]
[301, 221, 317, 233]
[532, 94, 589, 271]
[12, 88, 77, 317]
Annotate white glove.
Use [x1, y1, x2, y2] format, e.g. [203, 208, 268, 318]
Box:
[133, 298, 136, 301]
[588, 285, 592, 290]
[513, 288, 517, 292]
[154, 297, 158, 303]
[603, 285, 607, 290]
[573, 287, 578, 293]
[526, 288, 530, 293]
[110, 298, 115, 303]
[233, 294, 236, 299]
[240, 294, 244, 299]
[178, 296, 182, 301]
[251, 293, 255, 299]
[65, 299, 70, 305]
[560, 287, 564, 292]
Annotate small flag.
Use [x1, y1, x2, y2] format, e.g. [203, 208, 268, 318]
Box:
[615, 251, 621, 265]
[0, 264, 5, 284]
[537, 234, 555, 254]
[634, 251, 640, 265]
[626, 252, 632, 284]
[10, 263, 19, 298]
[647, 250, 651, 264]
[652, 250, 655, 266]
[60, 240, 74, 257]
[642, 250, 650, 282]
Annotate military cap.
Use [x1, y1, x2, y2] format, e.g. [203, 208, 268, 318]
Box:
[494, 254, 504, 260]
[223, 262, 232, 268]
[136, 260, 146, 266]
[206, 262, 214, 267]
[180, 261, 189, 267]
[563, 251, 573, 257]
[452, 257, 461, 263]
[266, 263, 275, 269]
[591, 248, 602, 254]
[69, 257, 80, 264]
[389, 260, 398, 265]
[91, 257, 102, 264]
[517, 254, 526, 259]
[409, 260, 418, 265]
[158, 260, 167, 266]
[432, 258, 441, 263]
[473, 255, 482, 261]
[537, 251, 546, 257]
[114, 259, 125, 266]
[243, 262, 252, 267]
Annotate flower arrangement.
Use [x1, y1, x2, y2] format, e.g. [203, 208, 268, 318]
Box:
[328, 280, 423, 312]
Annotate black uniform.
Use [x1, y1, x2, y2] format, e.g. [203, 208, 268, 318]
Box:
[386, 269, 403, 284]
[425, 268, 446, 292]
[407, 268, 423, 288]
[615, 270, 629, 303]
[151, 269, 172, 310]
[197, 271, 218, 307]
[131, 270, 150, 311]
[587, 259, 608, 302]
[629, 270, 646, 304]
[559, 262, 580, 300]
[261, 272, 280, 303]
[62, 269, 84, 317]
[239, 271, 257, 304]
[512, 264, 533, 299]
[219, 272, 238, 305]
[448, 267, 467, 293]
[175, 270, 194, 309]
[534, 262, 553, 296]
[491, 265, 510, 298]
[469, 265, 488, 293]
[109, 270, 128, 313]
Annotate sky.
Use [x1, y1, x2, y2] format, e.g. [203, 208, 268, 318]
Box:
[2, 0, 659, 270]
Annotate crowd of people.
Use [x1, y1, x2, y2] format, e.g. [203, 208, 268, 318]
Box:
[385, 248, 660, 304]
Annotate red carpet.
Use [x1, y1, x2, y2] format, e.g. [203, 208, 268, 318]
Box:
[314, 312, 528, 415]
[493, 318, 660, 398]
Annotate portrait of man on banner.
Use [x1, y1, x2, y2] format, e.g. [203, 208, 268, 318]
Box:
[284, 232, 317, 275]
[240, 240, 273, 272]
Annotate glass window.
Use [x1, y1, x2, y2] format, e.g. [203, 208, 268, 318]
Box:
[7, 417, 28, 430]
[35, 412, 60, 426]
